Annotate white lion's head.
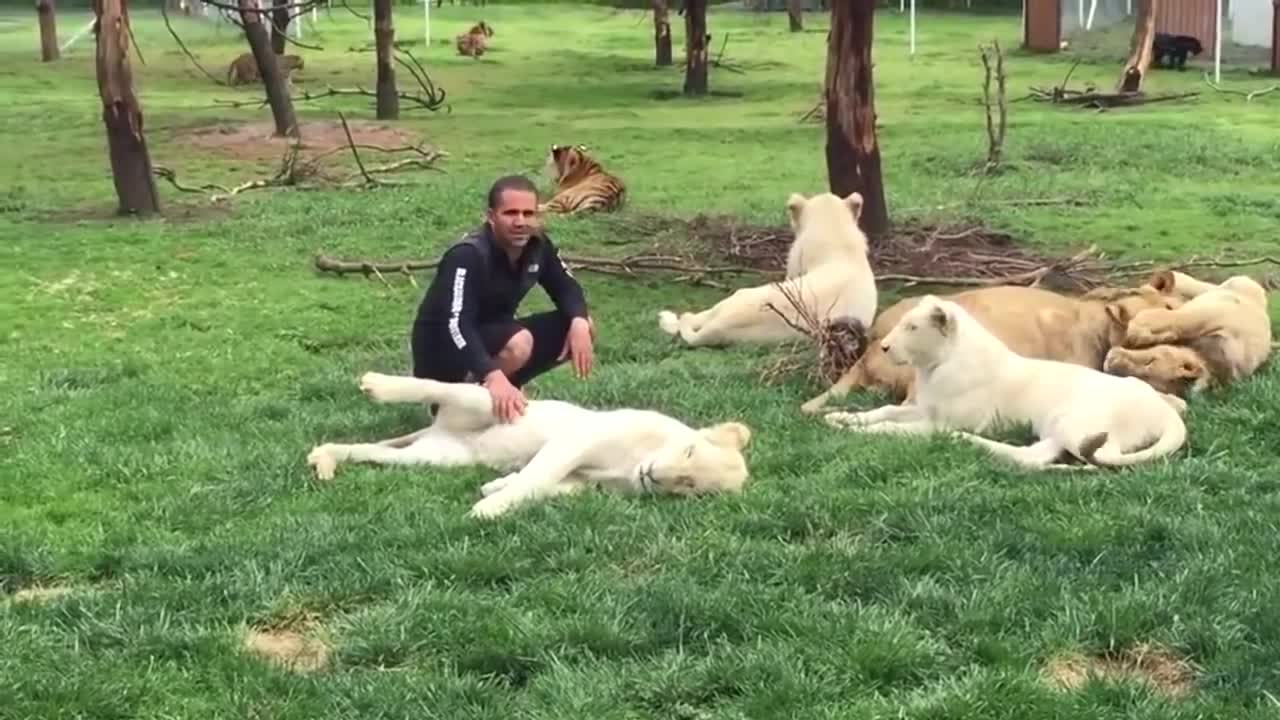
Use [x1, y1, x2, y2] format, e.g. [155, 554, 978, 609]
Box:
[782, 191, 869, 277]
[879, 294, 958, 367]
[633, 422, 752, 497]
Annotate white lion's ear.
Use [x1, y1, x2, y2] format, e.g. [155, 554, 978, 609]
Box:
[1147, 269, 1176, 294]
[844, 191, 864, 220]
[786, 193, 807, 226]
[925, 299, 951, 336]
[703, 422, 751, 450]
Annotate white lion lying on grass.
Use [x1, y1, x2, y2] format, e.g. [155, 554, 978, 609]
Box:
[306, 372, 753, 519]
[656, 191, 878, 347]
[824, 295, 1189, 469]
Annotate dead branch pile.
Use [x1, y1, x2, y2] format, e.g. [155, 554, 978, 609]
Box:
[1026, 59, 1199, 110]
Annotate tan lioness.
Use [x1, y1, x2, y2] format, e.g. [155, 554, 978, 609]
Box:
[1103, 270, 1272, 395]
[800, 282, 1182, 414]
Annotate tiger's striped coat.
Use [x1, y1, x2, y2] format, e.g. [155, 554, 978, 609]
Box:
[540, 144, 627, 215]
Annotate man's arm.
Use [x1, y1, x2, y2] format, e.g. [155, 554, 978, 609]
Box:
[536, 237, 589, 320]
[426, 245, 499, 379]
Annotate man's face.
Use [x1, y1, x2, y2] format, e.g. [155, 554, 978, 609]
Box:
[486, 189, 539, 251]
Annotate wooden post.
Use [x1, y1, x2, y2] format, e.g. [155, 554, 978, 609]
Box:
[1272, 0, 1279, 74]
[787, 0, 803, 31]
[37, 0, 59, 61]
[825, 0, 889, 238]
[93, 0, 160, 215]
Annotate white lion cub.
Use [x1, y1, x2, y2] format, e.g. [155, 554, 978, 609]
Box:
[306, 372, 753, 519]
[656, 191, 877, 347]
[823, 295, 1189, 468]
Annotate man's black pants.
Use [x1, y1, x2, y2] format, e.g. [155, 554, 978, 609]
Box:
[411, 310, 572, 388]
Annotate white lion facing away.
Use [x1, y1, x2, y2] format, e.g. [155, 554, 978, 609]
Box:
[823, 295, 1189, 469]
[656, 191, 877, 347]
[306, 372, 753, 519]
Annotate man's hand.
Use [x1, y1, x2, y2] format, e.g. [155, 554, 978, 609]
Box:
[483, 370, 526, 423]
[559, 316, 595, 379]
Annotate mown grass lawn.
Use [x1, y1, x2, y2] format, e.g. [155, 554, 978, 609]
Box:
[3, 3, 1280, 717]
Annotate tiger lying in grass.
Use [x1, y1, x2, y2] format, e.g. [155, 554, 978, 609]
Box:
[539, 144, 627, 215]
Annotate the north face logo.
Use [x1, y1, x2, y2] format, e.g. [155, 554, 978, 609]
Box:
[528, 263, 540, 272]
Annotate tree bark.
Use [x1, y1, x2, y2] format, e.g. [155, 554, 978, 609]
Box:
[37, 0, 59, 61]
[1271, 0, 1279, 75]
[1117, 0, 1158, 92]
[683, 0, 708, 95]
[93, 0, 160, 216]
[373, 0, 399, 119]
[787, 0, 803, 32]
[270, 0, 291, 55]
[237, 0, 299, 137]
[653, 0, 672, 66]
[824, 0, 889, 238]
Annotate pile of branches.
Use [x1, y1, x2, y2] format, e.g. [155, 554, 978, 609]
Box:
[1025, 59, 1199, 110]
[156, 113, 447, 202]
[214, 49, 449, 113]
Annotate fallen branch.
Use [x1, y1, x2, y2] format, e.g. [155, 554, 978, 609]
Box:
[709, 31, 745, 74]
[1202, 73, 1279, 102]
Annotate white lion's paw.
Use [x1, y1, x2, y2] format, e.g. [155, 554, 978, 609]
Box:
[306, 445, 338, 481]
[480, 473, 519, 497]
[359, 372, 404, 404]
[467, 493, 514, 520]
[823, 411, 868, 429]
[800, 395, 829, 415]
[657, 310, 680, 336]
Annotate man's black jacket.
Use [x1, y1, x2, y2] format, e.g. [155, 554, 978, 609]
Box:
[412, 223, 589, 379]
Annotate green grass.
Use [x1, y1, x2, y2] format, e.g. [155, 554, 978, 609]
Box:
[3, 3, 1280, 717]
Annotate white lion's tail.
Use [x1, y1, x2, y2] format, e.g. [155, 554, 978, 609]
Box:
[1081, 407, 1187, 467]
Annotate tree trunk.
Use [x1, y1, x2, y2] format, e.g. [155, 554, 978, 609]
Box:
[237, 0, 298, 137]
[683, 0, 708, 95]
[1117, 0, 1158, 92]
[37, 0, 59, 61]
[787, 0, 803, 31]
[270, 0, 290, 55]
[373, 0, 398, 119]
[1271, 0, 1279, 75]
[825, 0, 889, 238]
[93, 0, 160, 216]
[653, 0, 672, 66]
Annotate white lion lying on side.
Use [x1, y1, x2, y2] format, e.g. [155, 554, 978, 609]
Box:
[823, 295, 1189, 469]
[656, 191, 878, 347]
[306, 372, 753, 519]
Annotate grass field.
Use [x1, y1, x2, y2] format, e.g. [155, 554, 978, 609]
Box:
[4, 2, 1280, 717]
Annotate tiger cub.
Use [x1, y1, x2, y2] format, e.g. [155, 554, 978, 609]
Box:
[226, 51, 304, 86]
[539, 144, 627, 215]
[455, 21, 493, 58]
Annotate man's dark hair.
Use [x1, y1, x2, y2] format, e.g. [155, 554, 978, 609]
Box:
[487, 174, 539, 209]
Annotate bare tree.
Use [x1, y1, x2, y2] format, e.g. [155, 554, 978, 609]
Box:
[653, 0, 672, 67]
[373, 0, 398, 118]
[93, 0, 160, 215]
[683, 0, 708, 95]
[235, 0, 298, 137]
[787, 0, 803, 31]
[37, 0, 59, 61]
[270, 0, 291, 54]
[1118, 0, 1158, 92]
[824, 0, 889, 237]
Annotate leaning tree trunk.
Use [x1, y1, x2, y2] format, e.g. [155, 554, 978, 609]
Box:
[1117, 0, 1158, 92]
[787, 0, 803, 31]
[237, 0, 298, 137]
[270, 0, 290, 54]
[37, 0, 59, 60]
[683, 0, 708, 95]
[653, 0, 672, 67]
[93, 0, 160, 215]
[825, 0, 889, 238]
[373, 0, 399, 119]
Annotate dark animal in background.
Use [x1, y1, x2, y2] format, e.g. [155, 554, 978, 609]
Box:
[1152, 32, 1204, 70]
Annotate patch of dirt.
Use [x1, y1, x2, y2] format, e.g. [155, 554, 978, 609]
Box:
[607, 213, 1112, 294]
[241, 608, 331, 673]
[180, 120, 421, 164]
[1043, 644, 1198, 699]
